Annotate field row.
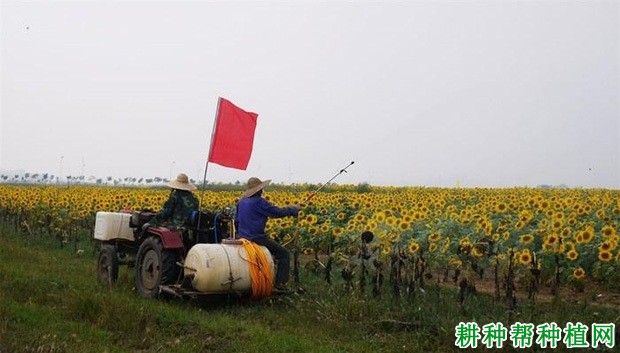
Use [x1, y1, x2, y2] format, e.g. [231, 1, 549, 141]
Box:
[0, 185, 618, 294]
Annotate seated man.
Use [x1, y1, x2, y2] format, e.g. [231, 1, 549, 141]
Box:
[145, 173, 198, 229]
[234, 177, 299, 292]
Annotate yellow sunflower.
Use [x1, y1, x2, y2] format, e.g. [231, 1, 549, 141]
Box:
[598, 241, 613, 252]
[428, 232, 441, 242]
[471, 246, 483, 258]
[388, 233, 399, 243]
[519, 249, 532, 265]
[320, 223, 330, 233]
[601, 225, 616, 237]
[448, 257, 462, 268]
[561, 227, 571, 238]
[407, 241, 421, 254]
[519, 234, 534, 245]
[502, 231, 511, 241]
[495, 202, 508, 213]
[428, 242, 438, 253]
[581, 226, 595, 244]
[373, 211, 386, 223]
[598, 250, 613, 263]
[566, 250, 579, 261]
[573, 267, 585, 280]
[543, 234, 559, 250]
[305, 214, 318, 225]
[441, 238, 451, 253]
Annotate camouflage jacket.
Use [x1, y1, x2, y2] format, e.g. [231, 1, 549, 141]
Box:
[151, 189, 199, 228]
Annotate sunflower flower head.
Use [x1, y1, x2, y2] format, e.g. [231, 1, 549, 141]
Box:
[598, 250, 613, 263]
[407, 240, 420, 254]
[566, 249, 579, 261]
[519, 249, 532, 265]
[519, 234, 534, 245]
[573, 267, 585, 280]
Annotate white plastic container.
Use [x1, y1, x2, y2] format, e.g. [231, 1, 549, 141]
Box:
[184, 243, 274, 293]
[94, 212, 135, 241]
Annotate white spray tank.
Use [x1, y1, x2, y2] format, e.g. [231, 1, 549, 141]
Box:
[183, 240, 275, 293]
[94, 212, 134, 241]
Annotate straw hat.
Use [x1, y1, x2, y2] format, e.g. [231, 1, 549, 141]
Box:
[241, 177, 271, 198]
[168, 173, 197, 191]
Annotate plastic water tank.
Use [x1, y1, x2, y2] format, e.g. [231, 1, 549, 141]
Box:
[94, 212, 134, 241]
[184, 242, 274, 293]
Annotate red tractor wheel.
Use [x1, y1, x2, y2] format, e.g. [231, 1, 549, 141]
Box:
[134, 237, 181, 298]
[97, 244, 119, 285]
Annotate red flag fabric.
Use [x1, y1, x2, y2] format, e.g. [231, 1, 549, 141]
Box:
[208, 98, 258, 170]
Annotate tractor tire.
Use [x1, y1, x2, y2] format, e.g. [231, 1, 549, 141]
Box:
[134, 237, 181, 299]
[97, 244, 119, 286]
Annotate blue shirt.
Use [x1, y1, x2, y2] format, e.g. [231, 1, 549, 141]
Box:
[234, 196, 298, 240]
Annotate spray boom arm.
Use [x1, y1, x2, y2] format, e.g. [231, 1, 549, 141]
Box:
[304, 161, 355, 203]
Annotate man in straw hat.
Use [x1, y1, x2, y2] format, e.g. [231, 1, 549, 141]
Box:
[235, 177, 300, 293]
[144, 173, 199, 229]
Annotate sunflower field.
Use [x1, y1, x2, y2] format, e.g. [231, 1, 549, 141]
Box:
[0, 184, 619, 301]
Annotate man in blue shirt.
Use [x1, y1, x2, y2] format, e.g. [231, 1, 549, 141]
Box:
[235, 177, 299, 292]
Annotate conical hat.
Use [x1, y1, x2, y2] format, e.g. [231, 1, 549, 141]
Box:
[240, 177, 271, 198]
[168, 173, 197, 191]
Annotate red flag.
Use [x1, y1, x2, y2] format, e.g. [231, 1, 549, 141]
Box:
[208, 98, 258, 170]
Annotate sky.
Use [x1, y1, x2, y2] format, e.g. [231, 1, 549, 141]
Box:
[1, 0, 618, 189]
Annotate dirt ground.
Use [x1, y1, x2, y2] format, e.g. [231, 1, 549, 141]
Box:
[446, 274, 620, 307]
[300, 254, 620, 307]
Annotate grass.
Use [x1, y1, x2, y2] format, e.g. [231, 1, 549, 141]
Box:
[1, 223, 619, 353]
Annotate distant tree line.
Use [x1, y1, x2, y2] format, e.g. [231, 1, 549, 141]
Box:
[0, 172, 374, 193]
[0, 173, 178, 187]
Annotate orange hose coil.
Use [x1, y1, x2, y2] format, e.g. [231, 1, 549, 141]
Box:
[239, 239, 274, 300]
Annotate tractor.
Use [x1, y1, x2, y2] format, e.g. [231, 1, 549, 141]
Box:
[94, 208, 274, 300]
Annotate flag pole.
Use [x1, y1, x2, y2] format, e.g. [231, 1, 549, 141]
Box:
[197, 97, 222, 228]
[202, 97, 222, 193]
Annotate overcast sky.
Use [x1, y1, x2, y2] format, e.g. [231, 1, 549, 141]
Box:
[1, 1, 618, 188]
